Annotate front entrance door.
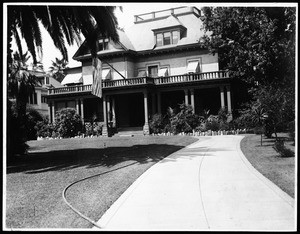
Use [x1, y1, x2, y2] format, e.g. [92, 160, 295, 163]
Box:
[115, 93, 144, 128]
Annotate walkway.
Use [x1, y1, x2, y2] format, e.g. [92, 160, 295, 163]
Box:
[93, 135, 295, 231]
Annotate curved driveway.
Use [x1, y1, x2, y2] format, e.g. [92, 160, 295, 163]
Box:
[94, 135, 295, 231]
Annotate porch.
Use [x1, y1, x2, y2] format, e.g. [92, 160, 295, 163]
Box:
[46, 70, 234, 136]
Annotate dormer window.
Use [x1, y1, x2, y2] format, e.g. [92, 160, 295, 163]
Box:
[155, 30, 180, 47]
[98, 39, 109, 51]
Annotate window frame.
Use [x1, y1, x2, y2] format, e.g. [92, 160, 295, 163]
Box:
[98, 38, 109, 51]
[186, 58, 202, 74]
[146, 63, 160, 77]
[155, 29, 180, 47]
[158, 66, 170, 77]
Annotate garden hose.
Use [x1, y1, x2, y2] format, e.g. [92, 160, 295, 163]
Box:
[62, 146, 140, 229]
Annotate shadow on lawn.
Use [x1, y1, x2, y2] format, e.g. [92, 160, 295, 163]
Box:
[7, 142, 235, 174]
[6, 144, 187, 174]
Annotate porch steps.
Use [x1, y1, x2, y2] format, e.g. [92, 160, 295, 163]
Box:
[114, 127, 144, 137]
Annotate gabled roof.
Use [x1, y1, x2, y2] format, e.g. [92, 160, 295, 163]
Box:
[73, 7, 205, 60]
[73, 29, 135, 60]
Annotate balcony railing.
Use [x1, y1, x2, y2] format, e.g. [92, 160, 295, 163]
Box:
[48, 84, 92, 95]
[154, 71, 230, 85]
[103, 76, 154, 88]
[48, 71, 230, 95]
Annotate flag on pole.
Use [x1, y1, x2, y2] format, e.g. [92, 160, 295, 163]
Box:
[91, 57, 102, 98]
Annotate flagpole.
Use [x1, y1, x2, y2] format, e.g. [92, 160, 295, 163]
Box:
[101, 59, 127, 80]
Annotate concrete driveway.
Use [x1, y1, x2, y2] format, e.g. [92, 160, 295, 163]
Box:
[93, 135, 295, 231]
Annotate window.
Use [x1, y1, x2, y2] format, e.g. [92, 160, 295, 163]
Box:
[158, 67, 169, 77]
[172, 31, 179, 44]
[163, 32, 171, 45]
[28, 92, 37, 105]
[98, 39, 109, 51]
[41, 95, 47, 103]
[102, 69, 111, 80]
[148, 65, 158, 77]
[45, 76, 50, 84]
[137, 70, 147, 77]
[156, 34, 163, 47]
[155, 30, 180, 47]
[187, 60, 200, 73]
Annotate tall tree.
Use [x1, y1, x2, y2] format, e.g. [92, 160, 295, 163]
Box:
[48, 58, 68, 83]
[6, 5, 120, 156]
[200, 7, 296, 135]
[201, 7, 295, 87]
[7, 5, 119, 64]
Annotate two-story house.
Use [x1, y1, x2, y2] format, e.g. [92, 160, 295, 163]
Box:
[46, 6, 234, 136]
[27, 70, 62, 117]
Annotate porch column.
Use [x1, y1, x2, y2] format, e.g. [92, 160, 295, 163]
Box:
[157, 92, 161, 114]
[111, 97, 116, 128]
[226, 85, 233, 121]
[184, 89, 189, 105]
[51, 102, 55, 123]
[226, 85, 232, 113]
[107, 95, 111, 123]
[220, 86, 225, 109]
[143, 91, 150, 135]
[80, 98, 84, 123]
[48, 102, 52, 123]
[190, 89, 195, 113]
[76, 99, 80, 115]
[151, 93, 156, 115]
[102, 95, 108, 136]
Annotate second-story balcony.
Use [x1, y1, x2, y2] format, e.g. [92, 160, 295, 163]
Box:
[48, 70, 231, 96]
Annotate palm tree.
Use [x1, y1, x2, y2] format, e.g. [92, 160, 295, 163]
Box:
[48, 58, 68, 83]
[8, 51, 41, 114]
[7, 5, 119, 64]
[7, 51, 41, 156]
[7, 5, 120, 155]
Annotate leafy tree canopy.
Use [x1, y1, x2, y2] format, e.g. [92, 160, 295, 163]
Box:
[7, 5, 120, 64]
[200, 7, 295, 89]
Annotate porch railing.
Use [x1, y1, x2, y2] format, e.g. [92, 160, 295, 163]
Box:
[48, 71, 230, 95]
[48, 84, 92, 95]
[154, 70, 230, 85]
[103, 76, 154, 88]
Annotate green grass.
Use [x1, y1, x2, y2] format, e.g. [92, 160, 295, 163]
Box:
[240, 133, 295, 198]
[5, 135, 198, 229]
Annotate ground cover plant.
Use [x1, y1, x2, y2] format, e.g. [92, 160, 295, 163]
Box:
[5, 135, 198, 229]
[240, 133, 295, 198]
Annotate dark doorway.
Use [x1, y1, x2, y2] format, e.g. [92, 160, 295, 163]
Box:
[161, 90, 185, 114]
[195, 88, 221, 115]
[115, 93, 144, 128]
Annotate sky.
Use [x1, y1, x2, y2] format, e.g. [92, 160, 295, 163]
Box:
[10, 2, 293, 71]
[12, 3, 204, 71]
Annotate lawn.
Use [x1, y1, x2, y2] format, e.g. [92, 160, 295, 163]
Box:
[240, 133, 295, 198]
[5, 135, 198, 229]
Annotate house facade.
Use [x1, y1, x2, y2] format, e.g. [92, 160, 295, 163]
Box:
[27, 70, 62, 117]
[46, 6, 234, 136]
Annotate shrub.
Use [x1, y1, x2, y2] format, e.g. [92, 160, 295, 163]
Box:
[205, 118, 220, 131]
[287, 120, 295, 143]
[149, 114, 165, 134]
[253, 126, 264, 135]
[169, 103, 201, 134]
[273, 139, 294, 157]
[84, 121, 103, 136]
[35, 118, 55, 138]
[55, 108, 83, 138]
[25, 107, 44, 140]
[93, 122, 103, 136]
